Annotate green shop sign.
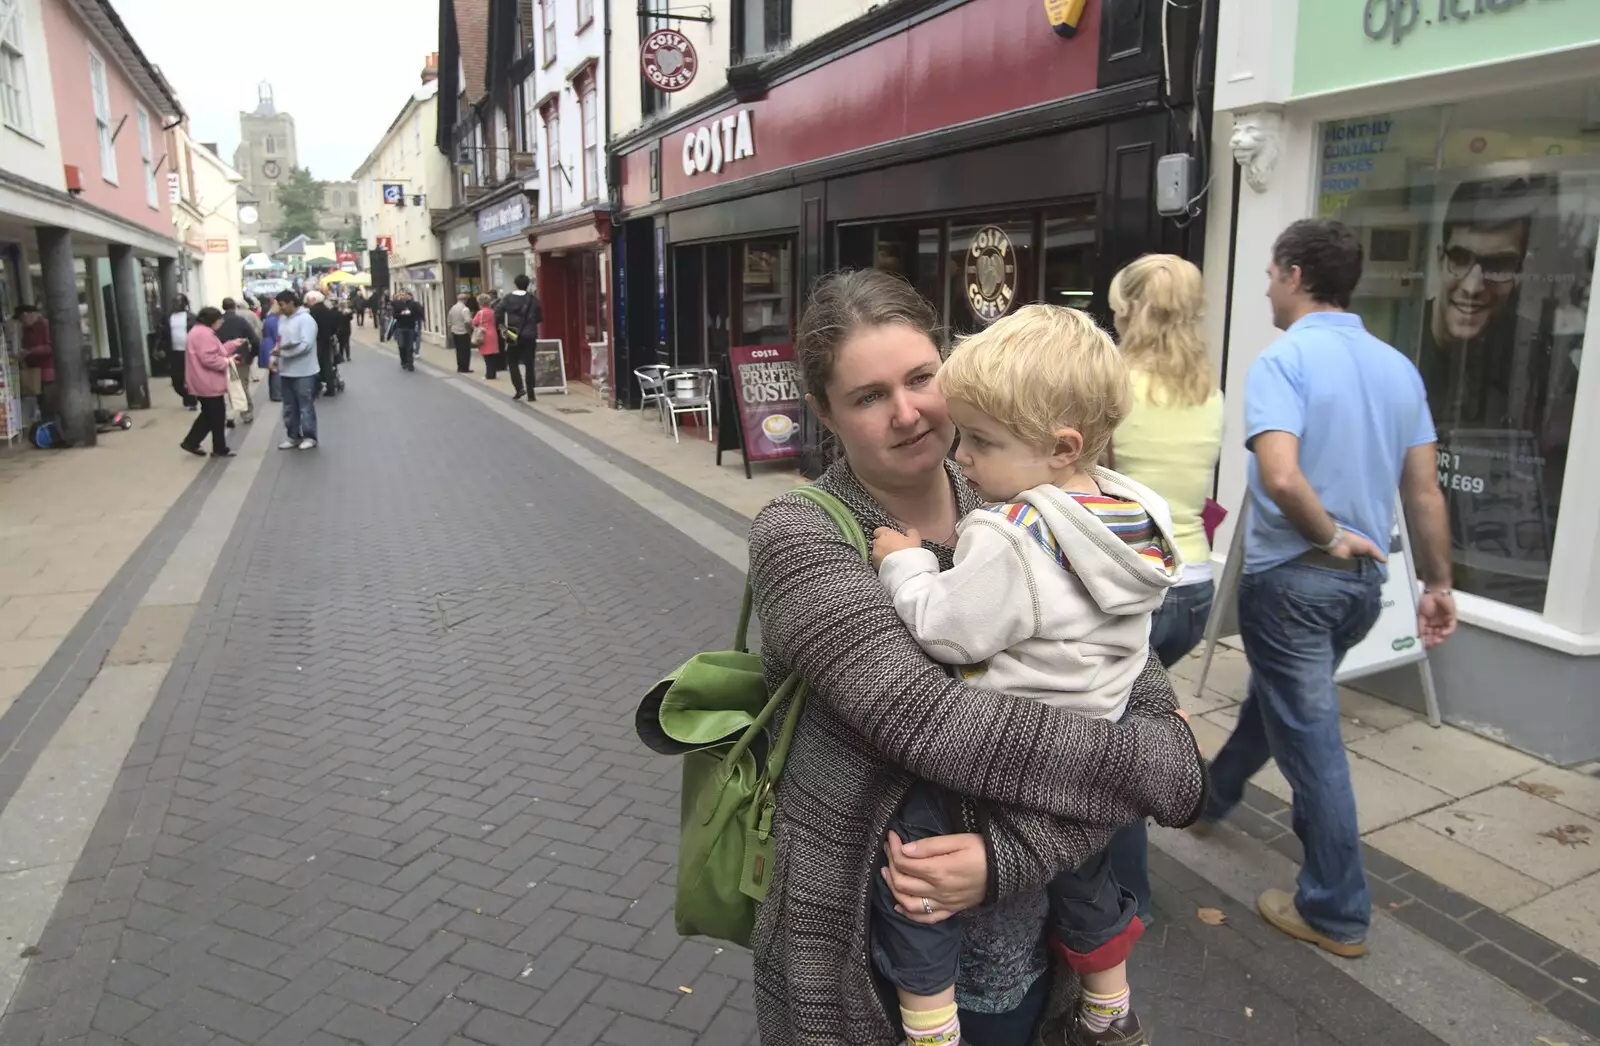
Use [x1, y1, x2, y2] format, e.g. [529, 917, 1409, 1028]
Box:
[1295, 0, 1600, 97]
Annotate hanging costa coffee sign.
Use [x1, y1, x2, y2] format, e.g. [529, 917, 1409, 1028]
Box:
[965, 226, 1018, 323]
[681, 109, 755, 177]
[642, 30, 698, 93]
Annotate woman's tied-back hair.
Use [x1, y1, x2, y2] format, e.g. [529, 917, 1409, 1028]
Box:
[1108, 253, 1215, 408]
[795, 268, 940, 406]
[938, 304, 1130, 465]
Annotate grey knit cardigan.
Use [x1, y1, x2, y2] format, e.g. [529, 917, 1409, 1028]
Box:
[747, 460, 1208, 1046]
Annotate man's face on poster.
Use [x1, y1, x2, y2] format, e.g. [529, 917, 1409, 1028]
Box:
[1434, 222, 1526, 342]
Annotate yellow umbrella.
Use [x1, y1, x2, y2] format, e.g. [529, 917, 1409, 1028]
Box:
[321, 270, 353, 284]
[345, 271, 372, 286]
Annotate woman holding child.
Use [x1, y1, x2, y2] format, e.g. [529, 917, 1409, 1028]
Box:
[747, 269, 1206, 1046]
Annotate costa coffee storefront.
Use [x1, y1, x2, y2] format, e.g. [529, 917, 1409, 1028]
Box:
[611, 0, 1213, 470]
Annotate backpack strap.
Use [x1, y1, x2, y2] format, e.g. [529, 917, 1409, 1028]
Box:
[734, 486, 867, 653]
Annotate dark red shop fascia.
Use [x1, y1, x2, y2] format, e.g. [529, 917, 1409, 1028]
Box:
[609, 0, 1216, 475]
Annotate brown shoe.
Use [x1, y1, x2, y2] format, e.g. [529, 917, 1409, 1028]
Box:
[1257, 888, 1366, 958]
[1188, 820, 1215, 839]
[1066, 1008, 1147, 1046]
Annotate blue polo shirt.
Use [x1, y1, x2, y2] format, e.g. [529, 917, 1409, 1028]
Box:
[1243, 311, 1435, 576]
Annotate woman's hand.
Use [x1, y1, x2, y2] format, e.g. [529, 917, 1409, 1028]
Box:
[880, 831, 987, 924]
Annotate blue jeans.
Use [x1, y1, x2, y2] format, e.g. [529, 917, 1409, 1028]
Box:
[1150, 579, 1215, 668]
[1106, 579, 1217, 926]
[1204, 558, 1383, 943]
[280, 375, 318, 442]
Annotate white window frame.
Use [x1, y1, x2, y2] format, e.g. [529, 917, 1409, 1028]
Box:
[580, 80, 597, 202]
[544, 106, 562, 213]
[521, 74, 537, 157]
[541, 0, 557, 65]
[576, 0, 593, 30]
[137, 105, 156, 207]
[494, 106, 510, 183]
[88, 47, 117, 183]
[1, 0, 35, 136]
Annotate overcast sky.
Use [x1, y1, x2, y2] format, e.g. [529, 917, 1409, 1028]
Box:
[114, 0, 437, 181]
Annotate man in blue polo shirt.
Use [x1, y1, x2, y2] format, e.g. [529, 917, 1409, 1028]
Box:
[1199, 219, 1456, 957]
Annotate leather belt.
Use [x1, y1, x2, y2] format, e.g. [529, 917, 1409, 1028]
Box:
[1295, 548, 1362, 572]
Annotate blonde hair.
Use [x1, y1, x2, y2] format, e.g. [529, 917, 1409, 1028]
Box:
[1108, 254, 1214, 408]
[937, 304, 1129, 464]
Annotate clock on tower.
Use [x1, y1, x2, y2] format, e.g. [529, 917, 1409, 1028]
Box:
[262, 160, 281, 179]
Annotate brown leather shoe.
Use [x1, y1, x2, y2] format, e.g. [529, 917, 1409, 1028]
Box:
[1066, 1008, 1147, 1046]
[1258, 888, 1366, 958]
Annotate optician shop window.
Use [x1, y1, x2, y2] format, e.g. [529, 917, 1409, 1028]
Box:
[1317, 81, 1599, 613]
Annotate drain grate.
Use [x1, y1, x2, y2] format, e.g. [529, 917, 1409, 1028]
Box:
[556, 407, 591, 415]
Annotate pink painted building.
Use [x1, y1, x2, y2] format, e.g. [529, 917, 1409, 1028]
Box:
[38, 0, 176, 237]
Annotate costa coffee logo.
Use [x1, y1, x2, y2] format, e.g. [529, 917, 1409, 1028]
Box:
[681, 109, 755, 177]
[642, 30, 698, 93]
[965, 226, 1017, 323]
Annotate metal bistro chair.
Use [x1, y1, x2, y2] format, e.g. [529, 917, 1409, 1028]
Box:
[663, 368, 716, 444]
[633, 365, 670, 429]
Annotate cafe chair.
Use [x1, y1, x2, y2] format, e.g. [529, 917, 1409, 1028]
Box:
[663, 368, 717, 444]
[633, 365, 670, 429]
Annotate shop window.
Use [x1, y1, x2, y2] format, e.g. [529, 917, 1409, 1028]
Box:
[1042, 203, 1098, 316]
[88, 48, 116, 183]
[737, 241, 791, 346]
[735, 0, 790, 62]
[580, 78, 598, 201]
[1317, 84, 1600, 612]
[1, 0, 35, 136]
[946, 217, 1034, 337]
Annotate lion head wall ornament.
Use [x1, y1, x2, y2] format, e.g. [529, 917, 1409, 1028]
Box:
[1230, 111, 1283, 194]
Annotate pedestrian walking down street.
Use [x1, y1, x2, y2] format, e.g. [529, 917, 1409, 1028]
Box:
[494, 273, 542, 401]
[1194, 219, 1457, 958]
[336, 304, 353, 362]
[179, 307, 240, 458]
[447, 293, 475, 373]
[273, 289, 321, 450]
[744, 269, 1205, 1046]
[351, 288, 366, 326]
[217, 298, 260, 419]
[471, 294, 500, 378]
[373, 290, 390, 339]
[307, 292, 340, 397]
[166, 295, 198, 410]
[260, 299, 283, 403]
[391, 290, 425, 371]
[1101, 253, 1226, 927]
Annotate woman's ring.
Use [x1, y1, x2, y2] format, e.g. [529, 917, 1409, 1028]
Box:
[921, 897, 934, 914]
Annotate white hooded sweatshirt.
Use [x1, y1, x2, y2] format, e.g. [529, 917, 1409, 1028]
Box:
[877, 467, 1182, 722]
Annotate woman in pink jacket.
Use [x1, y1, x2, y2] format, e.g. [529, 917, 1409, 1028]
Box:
[181, 306, 242, 458]
[472, 293, 501, 379]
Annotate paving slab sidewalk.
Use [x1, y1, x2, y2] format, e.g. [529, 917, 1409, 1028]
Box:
[0, 384, 218, 718]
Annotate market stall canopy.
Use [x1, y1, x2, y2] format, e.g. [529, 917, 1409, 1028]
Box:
[344, 271, 372, 286]
[321, 270, 353, 284]
[241, 253, 286, 271]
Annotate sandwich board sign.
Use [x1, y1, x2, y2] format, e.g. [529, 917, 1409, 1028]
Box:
[1193, 494, 1441, 727]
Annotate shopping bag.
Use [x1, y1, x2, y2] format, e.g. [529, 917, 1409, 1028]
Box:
[226, 362, 251, 416]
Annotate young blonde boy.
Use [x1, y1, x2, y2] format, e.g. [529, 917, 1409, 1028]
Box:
[870, 305, 1182, 1046]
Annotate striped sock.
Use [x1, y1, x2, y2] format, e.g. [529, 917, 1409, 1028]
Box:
[1080, 987, 1131, 1033]
[901, 1002, 960, 1046]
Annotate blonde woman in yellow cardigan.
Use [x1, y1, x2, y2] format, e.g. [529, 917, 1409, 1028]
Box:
[1104, 253, 1225, 927]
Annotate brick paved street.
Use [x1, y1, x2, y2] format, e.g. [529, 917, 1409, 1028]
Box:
[0, 341, 1462, 1044]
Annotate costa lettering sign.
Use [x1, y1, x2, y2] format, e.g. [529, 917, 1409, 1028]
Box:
[681, 109, 755, 177]
[965, 226, 1017, 324]
[642, 30, 698, 93]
